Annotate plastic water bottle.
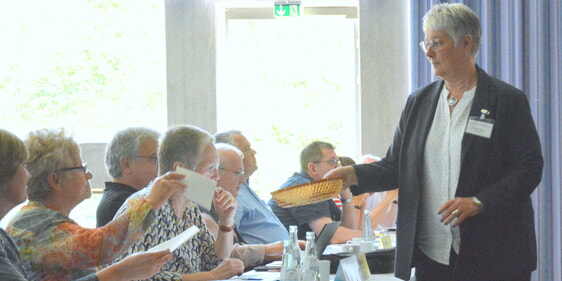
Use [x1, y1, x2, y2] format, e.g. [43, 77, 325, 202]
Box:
[289, 225, 302, 265]
[362, 210, 375, 241]
[280, 240, 298, 281]
[301, 231, 319, 281]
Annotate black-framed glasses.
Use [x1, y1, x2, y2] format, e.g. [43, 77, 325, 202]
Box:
[133, 155, 158, 164]
[312, 158, 341, 166]
[57, 163, 89, 174]
[219, 167, 245, 177]
[419, 39, 443, 53]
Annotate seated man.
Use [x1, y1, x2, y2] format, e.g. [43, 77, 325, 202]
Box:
[114, 125, 244, 280]
[268, 141, 362, 243]
[214, 130, 289, 244]
[96, 127, 160, 227]
[201, 143, 285, 269]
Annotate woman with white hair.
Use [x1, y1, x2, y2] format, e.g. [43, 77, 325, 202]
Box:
[326, 3, 542, 281]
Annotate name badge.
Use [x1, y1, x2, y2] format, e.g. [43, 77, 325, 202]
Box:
[466, 116, 494, 138]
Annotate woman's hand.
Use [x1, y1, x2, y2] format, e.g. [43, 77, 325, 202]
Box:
[438, 197, 480, 227]
[324, 166, 358, 191]
[214, 187, 237, 227]
[145, 172, 188, 210]
[209, 258, 244, 280]
[97, 250, 173, 281]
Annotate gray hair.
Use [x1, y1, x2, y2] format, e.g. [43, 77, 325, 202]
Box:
[105, 127, 160, 179]
[422, 3, 482, 57]
[25, 128, 79, 201]
[215, 143, 244, 168]
[300, 141, 335, 171]
[214, 130, 242, 146]
[159, 125, 214, 174]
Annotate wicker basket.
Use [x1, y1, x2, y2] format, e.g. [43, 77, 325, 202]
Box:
[271, 178, 343, 208]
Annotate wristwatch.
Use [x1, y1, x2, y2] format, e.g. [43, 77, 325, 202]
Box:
[472, 197, 484, 213]
[341, 197, 353, 204]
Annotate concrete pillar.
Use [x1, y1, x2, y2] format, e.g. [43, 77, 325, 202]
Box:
[165, 0, 217, 132]
[359, 0, 410, 157]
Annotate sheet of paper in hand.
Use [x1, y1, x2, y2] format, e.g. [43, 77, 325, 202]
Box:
[148, 225, 200, 252]
[176, 166, 216, 210]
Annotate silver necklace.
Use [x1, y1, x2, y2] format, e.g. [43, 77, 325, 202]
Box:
[447, 96, 458, 107]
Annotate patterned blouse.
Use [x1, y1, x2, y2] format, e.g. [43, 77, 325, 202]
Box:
[6, 199, 155, 281]
[115, 188, 221, 281]
[0, 228, 28, 281]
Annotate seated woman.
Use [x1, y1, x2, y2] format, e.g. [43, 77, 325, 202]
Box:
[5, 128, 187, 281]
[113, 125, 244, 280]
[0, 129, 30, 280]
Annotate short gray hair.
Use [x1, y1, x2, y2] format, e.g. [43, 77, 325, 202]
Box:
[25, 128, 79, 201]
[159, 125, 214, 174]
[422, 3, 482, 57]
[300, 141, 335, 171]
[215, 143, 244, 168]
[214, 130, 242, 146]
[105, 127, 160, 179]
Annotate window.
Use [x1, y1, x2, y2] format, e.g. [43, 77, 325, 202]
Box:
[216, 2, 360, 198]
[0, 0, 167, 143]
[0, 0, 166, 227]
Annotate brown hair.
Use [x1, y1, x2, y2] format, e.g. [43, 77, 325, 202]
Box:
[0, 129, 28, 191]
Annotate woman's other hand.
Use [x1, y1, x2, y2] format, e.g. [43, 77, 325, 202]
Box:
[97, 250, 173, 281]
[438, 197, 480, 227]
[145, 172, 187, 210]
[209, 258, 244, 280]
[214, 187, 237, 227]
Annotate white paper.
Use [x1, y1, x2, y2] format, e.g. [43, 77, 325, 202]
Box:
[148, 225, 200, 252]
[176, 166, 216, 210]
[338, 255, 364, 281]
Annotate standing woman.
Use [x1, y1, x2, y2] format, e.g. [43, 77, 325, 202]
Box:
[4, 128, 188, 281]
[0, 129, 30, 280]
[326, 3, 543, 281]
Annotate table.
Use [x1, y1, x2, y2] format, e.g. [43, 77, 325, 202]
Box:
[228, 270, 405, 281]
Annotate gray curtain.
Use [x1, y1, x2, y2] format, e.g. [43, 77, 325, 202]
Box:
[410, 1, 561, 280]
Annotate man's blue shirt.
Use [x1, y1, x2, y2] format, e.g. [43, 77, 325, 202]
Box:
[234, 182, 289, 244]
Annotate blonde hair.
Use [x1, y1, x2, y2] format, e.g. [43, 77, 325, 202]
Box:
[25, 128, 79, 201]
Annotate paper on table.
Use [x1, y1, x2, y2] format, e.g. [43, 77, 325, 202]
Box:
[176, 166, 216, 210]
[148, 225, 200, 253]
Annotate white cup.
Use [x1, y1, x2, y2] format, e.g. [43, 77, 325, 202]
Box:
[350, 237, 362, 243]
[318, 260, 330, 281]
[359, 240, 375, 252]
[341, 243, 360, 254]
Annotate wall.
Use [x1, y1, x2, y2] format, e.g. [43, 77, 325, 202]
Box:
[165, 0, 411, 158]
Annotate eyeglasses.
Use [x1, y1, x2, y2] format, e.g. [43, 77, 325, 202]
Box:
[196, 162, 220, 176]
[219, 167, 245, 177]
[419, 39, 443, 53]
[57, 163, 89, 174]
[312, 158, 341, 166]
[133, 155, 158, 164]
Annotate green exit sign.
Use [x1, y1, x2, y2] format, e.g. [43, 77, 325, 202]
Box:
[274, 2, 301, 17]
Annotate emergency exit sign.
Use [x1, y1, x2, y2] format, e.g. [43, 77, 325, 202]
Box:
[274, 2, 301, 17]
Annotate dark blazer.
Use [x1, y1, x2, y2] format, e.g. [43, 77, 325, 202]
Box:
[352, 67, 543, 280]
